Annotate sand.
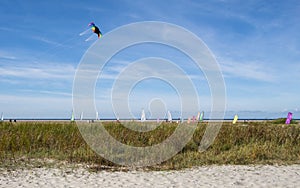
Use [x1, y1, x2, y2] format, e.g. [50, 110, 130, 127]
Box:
[0, 165, 299, 188]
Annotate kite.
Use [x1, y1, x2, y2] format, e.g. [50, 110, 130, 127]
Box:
[88, 22, 102, 38]
[80, 22, 102, 41]
[285, 112, 293, 124]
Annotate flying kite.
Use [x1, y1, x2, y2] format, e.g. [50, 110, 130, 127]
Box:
[80, 22, 102, 41]
[88, 22, 102, 38]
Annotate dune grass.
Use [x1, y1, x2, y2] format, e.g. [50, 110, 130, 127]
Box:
[0, 120, 299, 170]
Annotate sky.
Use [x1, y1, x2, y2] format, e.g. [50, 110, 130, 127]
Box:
[0, 0, 300, 119]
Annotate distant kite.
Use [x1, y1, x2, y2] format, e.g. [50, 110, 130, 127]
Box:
[285, 112, 293, 124]
[80, 22, 102, 41]
[88, 22, 102, 38]
[232, 114, 238, 124]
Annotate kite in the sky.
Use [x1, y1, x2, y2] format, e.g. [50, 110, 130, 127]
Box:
[88, 22, 102, 38]
[80, 22, 102, 41]
[285, 112, 293, 124]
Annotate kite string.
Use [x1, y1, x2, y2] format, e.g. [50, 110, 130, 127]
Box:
[33, 33, 84, 61]
[33, 25, 97, 62]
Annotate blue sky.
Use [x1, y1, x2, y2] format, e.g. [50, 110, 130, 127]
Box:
[0, 0, 300, 119]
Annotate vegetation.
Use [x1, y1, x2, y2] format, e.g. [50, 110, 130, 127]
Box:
[269, 118, 298, 124]
[0, 120, 299, 171]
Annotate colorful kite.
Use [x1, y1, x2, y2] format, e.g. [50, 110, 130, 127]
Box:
[88, 22, 102, 38]
[80, 22, 102, 41]
[285, 112, 293, 124]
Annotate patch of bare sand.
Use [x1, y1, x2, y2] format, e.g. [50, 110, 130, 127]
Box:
[0, 165, 299, 187]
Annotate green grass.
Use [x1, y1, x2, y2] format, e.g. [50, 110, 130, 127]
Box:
[0, 120, 299, 171]
[269, 118, 298, 124]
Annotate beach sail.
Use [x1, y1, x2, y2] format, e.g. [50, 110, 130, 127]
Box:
[141, 109, 146, 122]
[199, 111, 204, 122]
[192, 116, 196, 123]
[80, 112, 83, 120]
[71, 111, 75, 122]
[1, 112, 3, 121]
[180, 117, 184, 123]
[285, 112, 293, 124]
[167, 111, 172, 122]
[232, 114, 238, 124]
[96, 111, 99, 120]
[196, 112, 200, 121]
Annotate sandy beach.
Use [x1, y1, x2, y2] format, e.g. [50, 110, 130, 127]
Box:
[1, 165, 299, 188]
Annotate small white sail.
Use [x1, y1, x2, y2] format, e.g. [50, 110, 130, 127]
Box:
[141, 109, 146, 122]
[167, 111, 172, 122]
[71, 111, 75, 121]
[80, 112, 83, 120]
[1, 112, 3, 121]
[96, 111, 99, 120]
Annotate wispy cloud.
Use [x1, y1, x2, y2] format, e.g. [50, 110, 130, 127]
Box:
[0, 26, 15, 32]
[31, 36, 63, 46]
[21, 89, 72, 97]
[0, 50, 17, 60]
[0, 63, 75, 80]
[219, 59, 276, 82]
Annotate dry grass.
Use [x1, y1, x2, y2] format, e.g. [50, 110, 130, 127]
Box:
[0, 120, 299, 170]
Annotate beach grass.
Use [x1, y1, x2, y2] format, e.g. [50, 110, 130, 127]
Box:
[0, 120, 299, 170]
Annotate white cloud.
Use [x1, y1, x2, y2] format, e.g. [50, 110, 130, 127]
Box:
[219, 59, 276, 82]
[21, 89, 72, 97]
[0, 50, 17, 60]
[31, 36, 63, 46]
[0, 63, 76, 80]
